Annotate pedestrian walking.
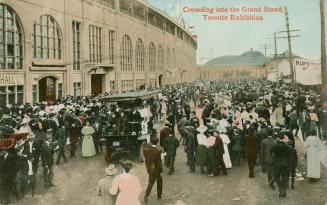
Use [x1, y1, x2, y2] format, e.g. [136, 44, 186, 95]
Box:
[305, 129, 322, 182]
[97, 164, 117, 205]
[144, 137, 163, 202]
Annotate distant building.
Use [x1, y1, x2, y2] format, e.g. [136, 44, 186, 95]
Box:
[197, 50, 297, 81]
[0, 0, 197, 106]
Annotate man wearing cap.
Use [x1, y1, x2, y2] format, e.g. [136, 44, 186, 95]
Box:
[144, 137, 163, 202]
[184, 127, 196, 172]
[41, 130, 56, 188]
[244, 126, 259, 178]
[97, 164, 117, 205]
[261, 128, 277, 189]
[163, 130, 179, 175]
[25, 133, 38, 196]
[270, 136, 291, 197]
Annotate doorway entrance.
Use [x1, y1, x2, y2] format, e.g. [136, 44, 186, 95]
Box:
[91, 74, 104, 96]
[38, 76, 56, 102]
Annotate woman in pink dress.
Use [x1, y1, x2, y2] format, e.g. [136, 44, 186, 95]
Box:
[110, 160, 142, 205]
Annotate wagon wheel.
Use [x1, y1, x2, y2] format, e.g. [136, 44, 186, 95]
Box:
[139, 141, 148, 162]
[105, 148, 113, 162]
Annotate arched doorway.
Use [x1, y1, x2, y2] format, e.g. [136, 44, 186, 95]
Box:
[38, 76, 56, 102]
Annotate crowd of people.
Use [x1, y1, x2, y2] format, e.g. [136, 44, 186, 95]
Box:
[158, 80, 326, 199]
[0, 79, 326, 204]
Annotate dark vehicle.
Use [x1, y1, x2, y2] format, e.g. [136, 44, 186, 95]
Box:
[98, 90, 160, 161]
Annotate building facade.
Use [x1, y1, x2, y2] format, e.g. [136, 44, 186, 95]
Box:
[0, 0, 197, 106]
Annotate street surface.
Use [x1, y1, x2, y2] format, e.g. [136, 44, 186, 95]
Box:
[14, 132, 327, 205]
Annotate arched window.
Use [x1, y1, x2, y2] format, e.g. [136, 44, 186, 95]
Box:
[32, 15, 62, 59]
[158, 44, 163, 72]
[149, 42, 156, 72]
[120, 34, 132, 71]
[135, 38, 144, 72]
[0, 4, 23, 69]
[166, 47, 170, 70]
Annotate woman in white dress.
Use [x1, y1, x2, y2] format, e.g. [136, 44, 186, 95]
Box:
[218, 126, 232, 168]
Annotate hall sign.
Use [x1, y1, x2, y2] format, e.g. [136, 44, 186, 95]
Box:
[0, 74, 16, 85]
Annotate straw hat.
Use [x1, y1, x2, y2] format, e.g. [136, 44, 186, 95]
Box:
[104, 164, 117, 176]
[196, 125, 207, 133]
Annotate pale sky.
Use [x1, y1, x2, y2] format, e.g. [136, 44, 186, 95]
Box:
[147, 0, 323, 64]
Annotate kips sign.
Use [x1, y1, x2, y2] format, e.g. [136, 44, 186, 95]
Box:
[0, 74, 15, 86]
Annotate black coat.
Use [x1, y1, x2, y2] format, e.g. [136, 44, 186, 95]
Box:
[164, 135, 179, 157]
[271, 141, 291, 170]
[41, 142, 55, 167]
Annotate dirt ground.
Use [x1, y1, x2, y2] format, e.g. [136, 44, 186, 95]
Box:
[10, 135, 327, 205]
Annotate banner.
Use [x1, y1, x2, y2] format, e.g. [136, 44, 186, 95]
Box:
[294, 58, 322, 85]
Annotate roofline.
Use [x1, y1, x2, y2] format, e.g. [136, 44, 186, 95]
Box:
[136, 0, 197, 46]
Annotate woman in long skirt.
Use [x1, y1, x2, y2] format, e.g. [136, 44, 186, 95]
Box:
[81, 121, 96, 157]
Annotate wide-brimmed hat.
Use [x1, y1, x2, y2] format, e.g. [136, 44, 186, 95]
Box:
[14, 139, 25, 149]
[196, 125, 207, 133]
[20, 118, 29, 125]
[105, 164, 117, 176]
[27, 132, 35, 139]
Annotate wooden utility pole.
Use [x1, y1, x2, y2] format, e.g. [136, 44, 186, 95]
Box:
[274, 32, 278, 58]
[320, 0, 327, 101]
[259, 44, 272, 78]
[284, 6, 295, 85]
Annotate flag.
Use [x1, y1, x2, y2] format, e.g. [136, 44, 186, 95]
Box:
[192, 35, 198, 41]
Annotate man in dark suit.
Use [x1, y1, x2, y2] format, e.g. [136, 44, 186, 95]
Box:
[213, 131, 227, 176]
[56, 121, 68, 164]
[25, 133, 40, 196]
[128, 108, 142, 134]
[244, 126, 259, 178]
[15, 139, 32, 199]
[1, 148, 17, 205]
[144, 137, 162, 202]
[41, 130, 56, 188]
[92, 119, 103, 154]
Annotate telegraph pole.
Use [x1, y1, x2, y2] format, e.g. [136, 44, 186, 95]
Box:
[259, 44, 272, 78]
[284, 6, 295, 85]
[320, 0, 327, 101]
[274, 32, 278, 58]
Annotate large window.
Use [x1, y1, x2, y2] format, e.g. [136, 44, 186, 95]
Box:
[72, 21, 81, 70]
[121, 80, 133, 92]
[149, 42, 156, 72]
[166, 47, 170, 70]
[32, 15, 62, 59]
[135, 39, 144, 72]
[158, 44, 163, 72]
[108, 30, 115, 64]
[89, 25, 102, 63]
[0, 85, 24, 106]
[32, 85, 37, 104]
[57, 83, 63, 99]
[73, 82, 81, 97]
[120, 34, 132, 71]
[0, 4, 23, 69]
